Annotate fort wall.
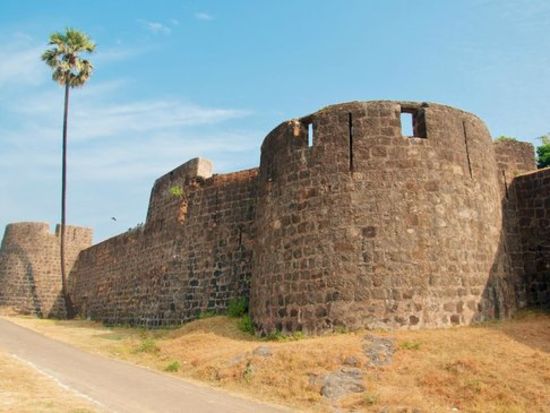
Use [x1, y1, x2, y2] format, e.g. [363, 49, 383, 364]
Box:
[512, 167, 550, 309]
[491, 140, 537, 314]
[68, 159, 258, 326]
[0, 222, 92, 316]
[494, 139, 536, 180]
[1, 100, 548, 332]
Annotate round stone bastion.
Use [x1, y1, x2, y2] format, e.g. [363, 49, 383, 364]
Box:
[250, 100, 507, 334]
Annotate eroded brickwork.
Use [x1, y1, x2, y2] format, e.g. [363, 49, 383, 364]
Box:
[0, 222, 92, 317]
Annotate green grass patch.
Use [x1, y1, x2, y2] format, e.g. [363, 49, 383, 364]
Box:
[133, 337, 160, 354]
[164, 360, 181, 372]
[227, 297, 248, 318]
[265, 330, 305, 342]
[399, 340, 421, 350]
[238, 315, 254, 334]
[198, 310, 217, 319]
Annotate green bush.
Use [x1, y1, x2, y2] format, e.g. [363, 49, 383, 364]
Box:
[164, 360, 180, 372]
[238, 315, 254, 334]
[494, 135, 518, 142]
[169, 185, 185, 198]
[133, 337, 160, 354]
[538, 145, 550, 168]
[227, 297, 248, 318]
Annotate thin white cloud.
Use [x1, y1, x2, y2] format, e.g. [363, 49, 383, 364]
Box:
[1, 78, 255, 177]
[8, 85, 251, 143]
[94, 47, 145, 64]
[0, 128, 259, 183]
[0, 45, 47, 87]
[137, 19, 172, 34]
[13, 31, 34, 42]
[195, 12, 214, 21]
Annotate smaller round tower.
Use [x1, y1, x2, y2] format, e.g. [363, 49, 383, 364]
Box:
[0, 222, 92, 317]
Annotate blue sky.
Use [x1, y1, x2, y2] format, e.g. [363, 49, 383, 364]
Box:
[1, 0, 549, 242]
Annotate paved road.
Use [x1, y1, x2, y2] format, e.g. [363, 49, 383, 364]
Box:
[0, 318, 291, 413]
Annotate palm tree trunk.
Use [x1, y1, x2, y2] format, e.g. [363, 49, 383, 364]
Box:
[60, 81, 73, 318]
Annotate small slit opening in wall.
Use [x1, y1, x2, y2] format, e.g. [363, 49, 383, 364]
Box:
[462, 120, 473, 179]
[502, 170, 509, 199]
[238, 226, 243, 247]
[307, 123, 313, 147]
[348, 112, 353, 172]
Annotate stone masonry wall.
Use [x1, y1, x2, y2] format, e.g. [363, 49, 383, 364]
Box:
[251, 101, 518, 334]
[494, 140, 536, 181]
[2, 100, 547, 334]
[0, 222, 92, 317]
[512, 167, 550, 309]
[69, 159, 258, 326]
[492, 140, 536, 312]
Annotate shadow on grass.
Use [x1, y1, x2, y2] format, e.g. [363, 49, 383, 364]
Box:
[44, 315, 264, 344]
[494, 309, 550, 354]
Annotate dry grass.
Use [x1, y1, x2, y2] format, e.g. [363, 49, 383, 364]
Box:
[0, 350, 98, 413]
[3, 311, 550, 412]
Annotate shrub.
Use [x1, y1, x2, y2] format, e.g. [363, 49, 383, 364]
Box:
[169, 185, 185, 198]
[238, 315, 254, 334]
[242, 361, 253, 383]
[494, 135, 518, 142]
[133, 337, 159, 354]
[537, 135, 550, 168]
[164, 360, 180, 372]
[227, 297, 248, 318]
[265, 330, 284, 341]
[265, 330, 305, 341]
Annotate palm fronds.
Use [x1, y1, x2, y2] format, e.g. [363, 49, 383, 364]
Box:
[41, 28, 95, 87]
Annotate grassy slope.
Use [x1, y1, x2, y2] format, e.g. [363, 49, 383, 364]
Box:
[3, 311, 549, 413]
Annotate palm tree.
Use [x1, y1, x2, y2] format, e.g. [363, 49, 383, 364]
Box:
[42, 28, 95, 318]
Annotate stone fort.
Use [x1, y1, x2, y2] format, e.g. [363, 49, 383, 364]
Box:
[1, 101, 548, 334]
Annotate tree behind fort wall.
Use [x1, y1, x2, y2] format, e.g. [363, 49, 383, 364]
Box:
[537, 135, 550, 168]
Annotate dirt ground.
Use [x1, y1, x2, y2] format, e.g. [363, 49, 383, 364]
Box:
[2, 310, 549, 412]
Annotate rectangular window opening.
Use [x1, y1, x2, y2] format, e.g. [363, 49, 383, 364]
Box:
[400, 107, 427, 138]
[400, 112, 414, 137]
[307, 123, 314, 147]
